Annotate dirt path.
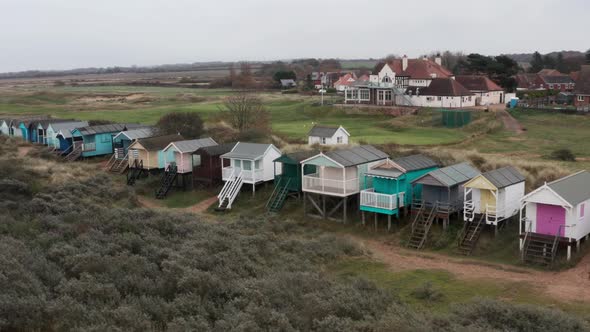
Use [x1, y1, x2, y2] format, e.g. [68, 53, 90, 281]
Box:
[185, 196, 218, 213]
[17, 146, 32, 158]
[498, 110, 525, 134]
[355, 238, 590, 302]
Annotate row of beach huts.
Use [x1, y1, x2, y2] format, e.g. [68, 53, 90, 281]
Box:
[2, 117, 589, 266]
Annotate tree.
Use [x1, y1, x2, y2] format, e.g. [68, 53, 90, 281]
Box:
[542, 54, 556, 69]
[555, 52, 566, 73]
[586, 49, 590, 64]
[454, 53, 519, 92]
[233, 62, 255, 89]
[155, 112, 204, 139]
[529, 51, 544, 73]
[272, 71, 296, 83]
[222, 93, 269, 133]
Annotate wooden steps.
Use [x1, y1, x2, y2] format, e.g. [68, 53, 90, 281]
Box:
[126, 160, 145, 186]
[407, 203, 437, 250]
[457, 214, 485, 255]
[63, 145, 82, 162]
[155, 165, 178, 199]
[522, 233, 559, 266]
[215, 171, 244, 211]
[266, 178, 291, 212]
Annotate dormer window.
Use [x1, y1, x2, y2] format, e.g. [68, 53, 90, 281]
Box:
[382, 76, 392, 83]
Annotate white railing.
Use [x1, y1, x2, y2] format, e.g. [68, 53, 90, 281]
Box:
[360, 189, 406, 210]
[302, 174, 359, 196]
[486, 204, 502, 225]
[218, 170, 244, 209]
[242, 169, 264, 183]
[82, 142, 96, 151]
[222, 166, 237, 180]
[463, 200, 474, 222]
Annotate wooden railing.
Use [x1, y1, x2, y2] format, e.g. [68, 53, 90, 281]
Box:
[302, 174, 359, 196]
[82, 142, 96, 151]
[360, 189, 405, 210]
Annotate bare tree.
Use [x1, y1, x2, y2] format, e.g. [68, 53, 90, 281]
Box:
[222, 93, 269, 133]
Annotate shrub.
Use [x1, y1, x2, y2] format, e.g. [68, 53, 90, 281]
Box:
[410, 282, 444, 303]
[549, 149, 576, 162]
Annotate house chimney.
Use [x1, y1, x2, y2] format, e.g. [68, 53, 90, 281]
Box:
[422, 55, 428, 61]
[402, 55, 408, 71]
[435, 53, 442, 66]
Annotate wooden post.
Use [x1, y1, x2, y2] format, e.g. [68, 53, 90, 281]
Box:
[388, 214, 391, 232]
[567, 244, 572, 261]
[343, 197, 347, 224]
[374, 213, 377, 231]
[303, 192, 307, 217]
[322, 195, 326, 220]
[362, 211, 365, 226]
[577, 240, 581, 252]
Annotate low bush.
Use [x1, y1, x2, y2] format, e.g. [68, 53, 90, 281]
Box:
[549, 148, 576, 162]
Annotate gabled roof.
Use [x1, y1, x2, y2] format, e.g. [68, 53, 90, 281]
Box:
[538, 69, 564, 76]
[274, 150, 319, 164]
[194, 142, 237, 156]
[455, 75, 503, 92]
[413, 162, 480, 187]
[308, 125, 349, 138]
[35, 119, 76, 129]
[333, 73, 356, 87]
[114, 127, 157, 141]
[514, 73, 539, 89]
[221, 142, 279, 160]
[366, 159, 404, 178]
[49, 121, 89, 138]
[77, 123, 145, 136]
[319, 145, 388, 167]
[574, 65, 590, 95]
[391, 154, 438, 172]
[481, 166, 525, 189]
[385, 58, 453, 79]
[546, 171, 590, 206]
[132, 134, 184, 151]
[406, 78, 473, 97]
[167, 137, 218, 153]
[540, 75, 575, 84]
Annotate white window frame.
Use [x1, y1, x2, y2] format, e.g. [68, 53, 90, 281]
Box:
[336, 136, 343, 144]
[578, 95, 585, 102]
[321, 137, 327, 144]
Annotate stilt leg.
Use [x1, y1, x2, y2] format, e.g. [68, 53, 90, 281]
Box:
[494, 225, 498, 237]
[388, 215, 391, 232]
[577, 240, 581, 252]
[362, 211, 365, 226]
[567, 244, 572, 261]
[343, 197, 347, 224]
[374, 213, 377, 231]
[303, 192, 307, 217]
[322, 195, 326, 220]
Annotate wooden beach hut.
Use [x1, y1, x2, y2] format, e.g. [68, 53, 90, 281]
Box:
[161, 137, 219, 190]
[34, 119, 74, 145]
[0, 119, 9, 135]
[300, 145, 388, 223]
[67, 123, 146, 161]
[113, 127, 157, 158]
[191, 142, 237, 187]
[46, 121, 88, 150]
[411, 162, 480, 228]
[360, 155, 438, 234]
[266, 150, 318, 212]
[216, 142, 282, 210]
[520, 170, 590, 264]
[124, 134, 183, 186]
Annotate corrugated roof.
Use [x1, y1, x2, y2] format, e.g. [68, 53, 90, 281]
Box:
[414, 162, 480, 187]
[50, 121, 89, 138]
[392, 154, 438, 172]
[136, 134, 184, 151]
[116, 127, 157, 140]
[35, 119, 75, 129]
[323, 145, 388, 167]
[194, 142, 237, 156]
[482, 166, 525, 189]
[547, 171, 590, 206]
[406, 78, 473, 97]
[171, 137, 218, 153]
[221, 142, 276, 160]
[78, 123, 145, 136]
[308, 125, 340, 138]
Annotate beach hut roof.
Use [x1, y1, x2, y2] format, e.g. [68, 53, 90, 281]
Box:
[481, 166, 525, 189]
[318, 145, 388, 167]
[50, 121, 89, 138]
[221, 142, 279, 160]
[114, 127, 157, 140]
[413, 162, 480, 187]
[546, 171, 590, 206]
[168, 137, 218, 153]
[194, 142, 237, 156]
[274, 150, 319, 164]
[391, 154, 438, 172]
[78, 123, 145, 136]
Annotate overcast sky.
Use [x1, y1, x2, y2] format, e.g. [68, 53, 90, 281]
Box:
[0, 0, 587, 72]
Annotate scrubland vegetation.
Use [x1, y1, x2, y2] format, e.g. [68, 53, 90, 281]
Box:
[2, 137, 590, 331]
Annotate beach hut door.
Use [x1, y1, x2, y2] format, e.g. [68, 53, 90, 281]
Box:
[480, 190, 495, 214]
[536, 204, 565, 237]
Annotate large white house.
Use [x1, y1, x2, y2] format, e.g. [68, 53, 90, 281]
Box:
[344, 55, 492, 108]
[307, 125, 350, 145]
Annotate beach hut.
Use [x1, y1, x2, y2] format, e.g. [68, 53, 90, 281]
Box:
[266, 150, 318, 212]
[191, 142, 237, 187]
[217, 142, 282, 210]
[520, 170, 590, 263]
[113, 127, 157, 158]
[68, 123, 146, 161]
[360, 155, 438, 233]
[463, 165, 525, 227]
[10, 120, 22, 138]
[0, 119, 9, 135]
[46, 121, 88, 150]
[411, 162, 480, 227]
[34, 119, 74, 144]
[128, 134, 183, 171]
[300, 145, 388, 222]
[161, 137, 219, 190]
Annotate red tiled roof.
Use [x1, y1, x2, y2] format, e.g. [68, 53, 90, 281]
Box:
[455, 75, 503, 91]
[538, 69, 564, 77]
[386, 58, 453, 79]
[406, 78, 473, 96]
[570, 71, 580, 82]
[333, 73, 355, 87]
[514, 74, 539, 89]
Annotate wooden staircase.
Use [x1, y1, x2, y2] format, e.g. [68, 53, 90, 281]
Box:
[457, 214, 485, 255]
[407, 202, 437, 250]
[63, 145, 82, 162]
[266, 178, 291, 212]
[126, 160, 145, 186]
[155, 165, 178, 199]
[215, 170, 244, 211]
[522, 229, 561, 266]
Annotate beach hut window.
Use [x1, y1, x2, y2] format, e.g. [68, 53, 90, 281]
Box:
[255, 160, 261, 169]
[580, 203, 585, 219]
[192, 155, 202, 167]
[243, 160, 252, 171]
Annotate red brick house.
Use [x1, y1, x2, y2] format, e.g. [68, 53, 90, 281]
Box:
[515, 70, 575, 92]
[573, 65, 590, 109]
